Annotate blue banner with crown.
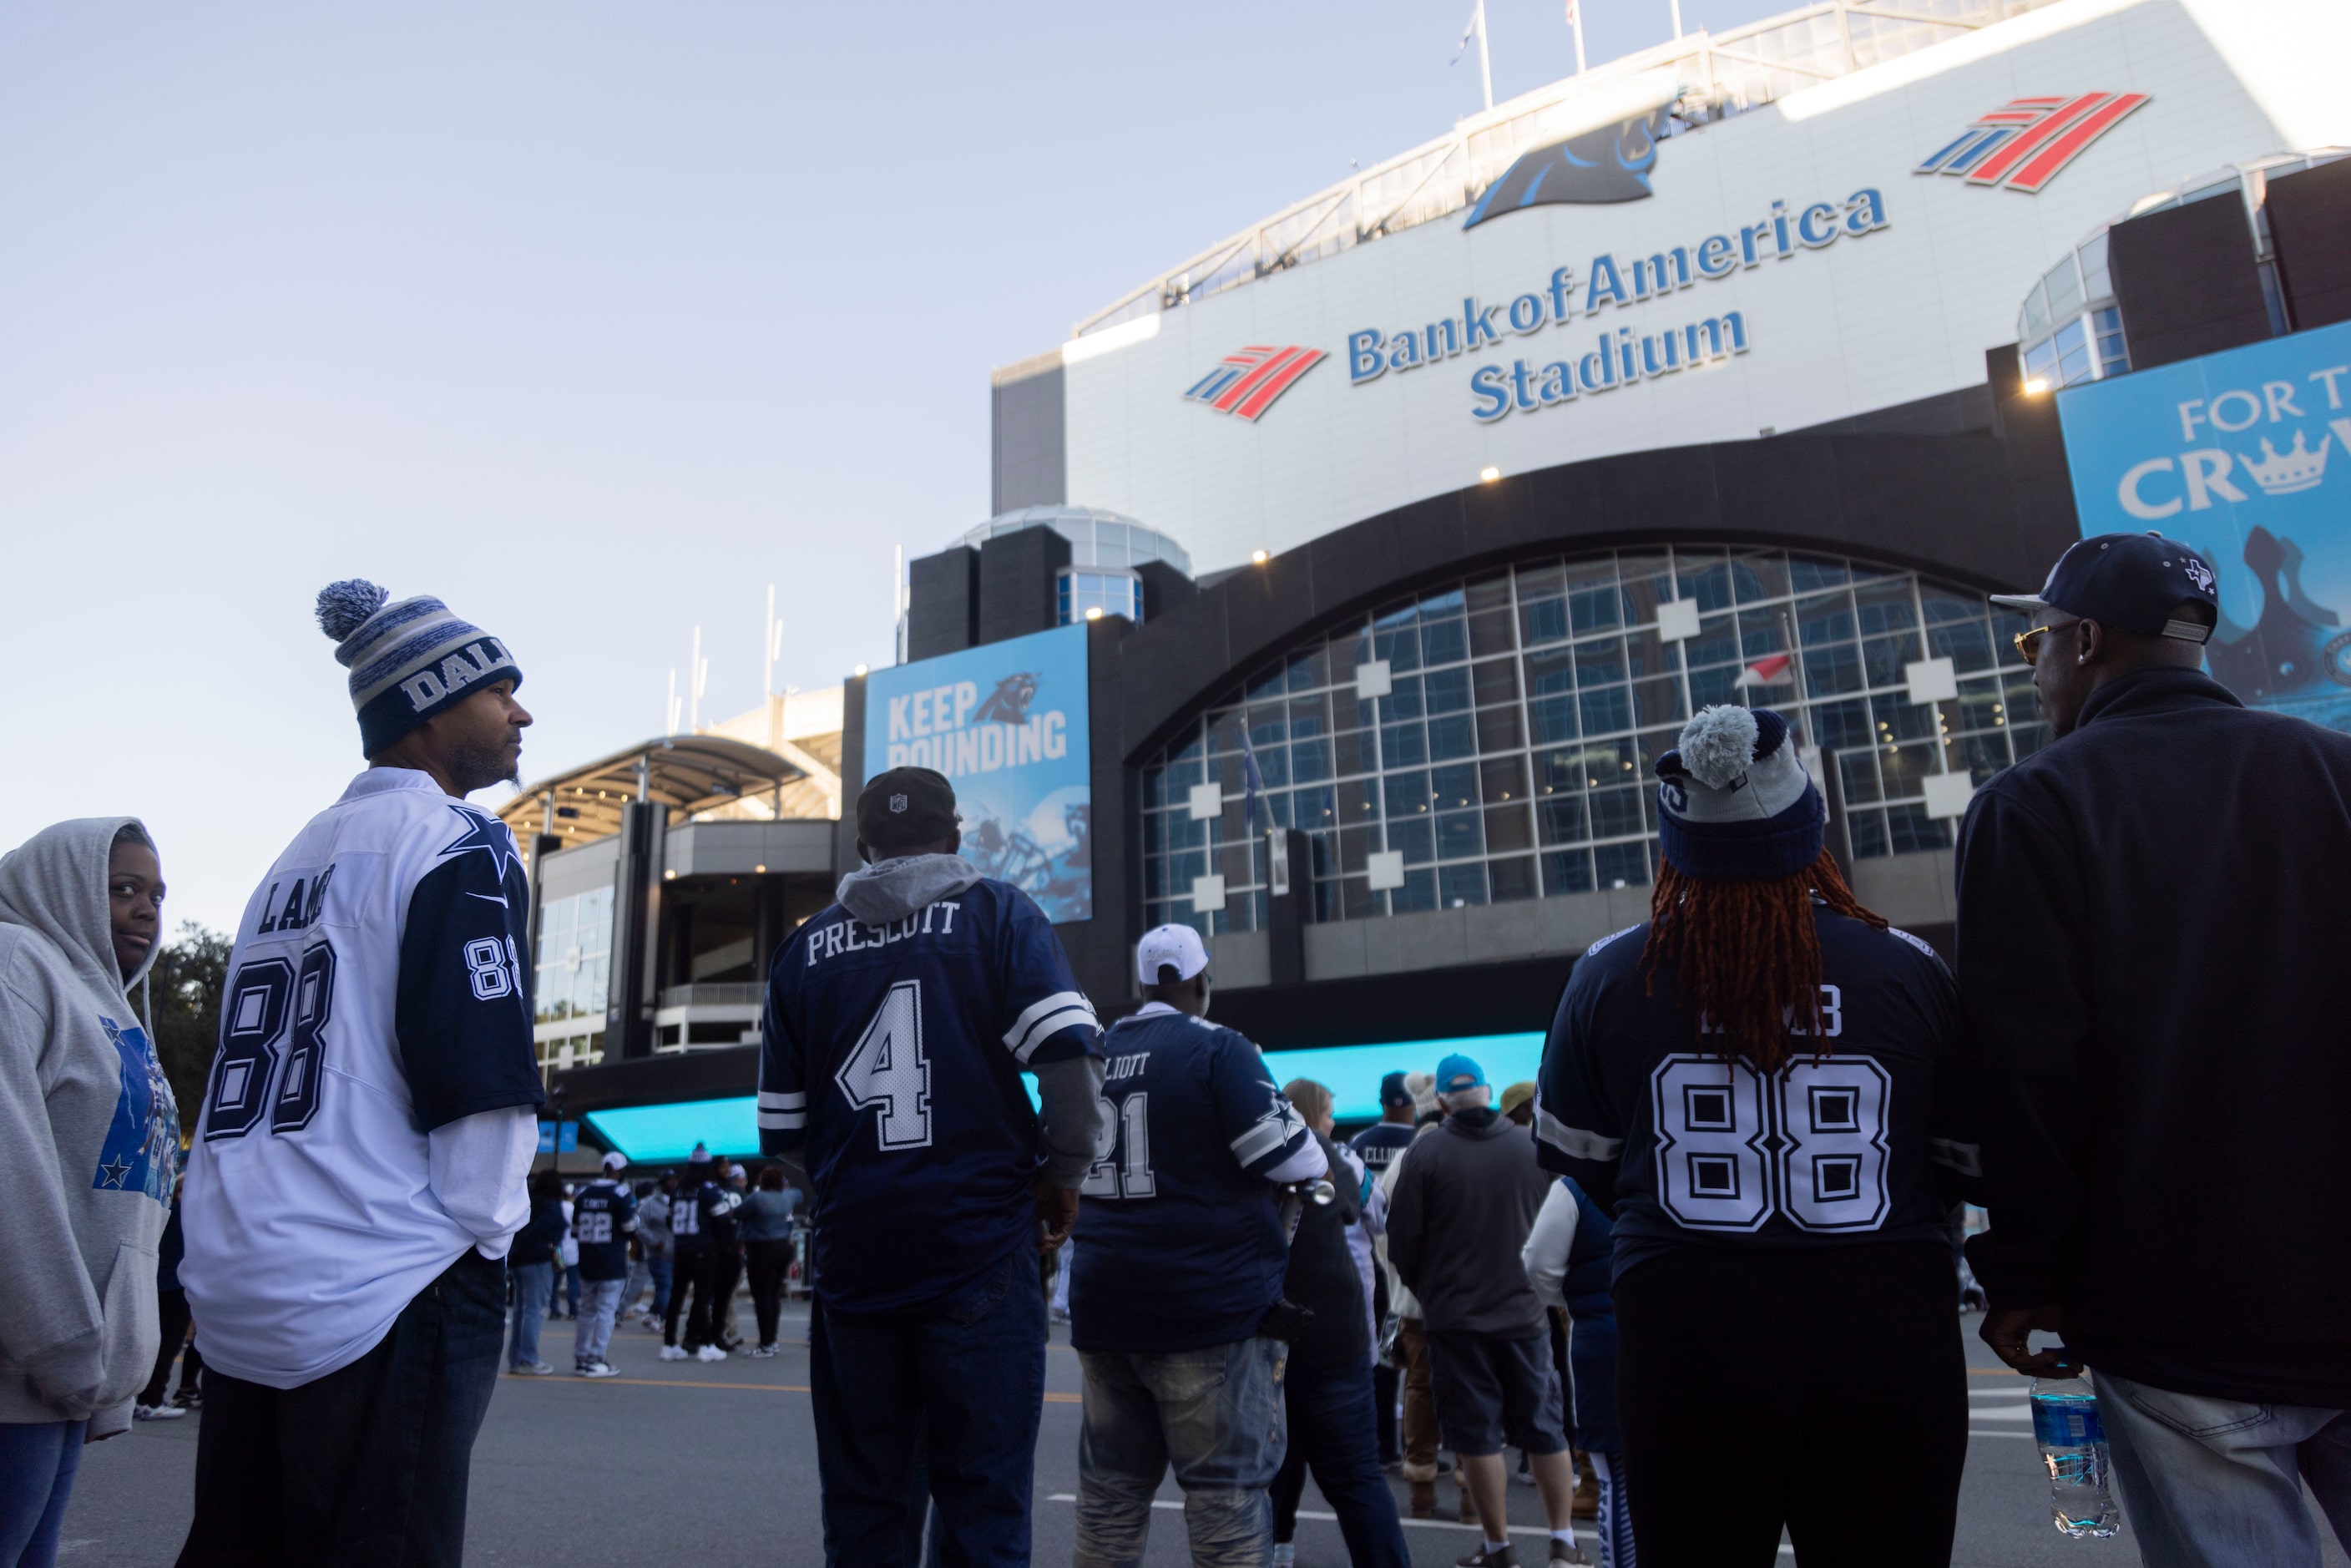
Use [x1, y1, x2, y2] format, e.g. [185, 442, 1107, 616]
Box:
[2058, 318, 2351, 733]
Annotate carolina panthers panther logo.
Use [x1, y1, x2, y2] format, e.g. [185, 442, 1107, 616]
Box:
[976, 673, 1039, 726]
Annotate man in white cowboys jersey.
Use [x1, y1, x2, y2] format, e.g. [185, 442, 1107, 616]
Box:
[1068, 923, 1327, 1568]
[1535, 706, 1981, 1568]
[760, 766, 1105, 1565]
[177, 581, 545, 1568]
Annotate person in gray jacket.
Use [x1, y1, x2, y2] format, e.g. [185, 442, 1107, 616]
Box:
[1388, 1053, 1580, 1568]
[0, 819, 176, 1568]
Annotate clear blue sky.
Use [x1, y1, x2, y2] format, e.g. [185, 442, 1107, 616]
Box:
[0, 0, 1797, 932]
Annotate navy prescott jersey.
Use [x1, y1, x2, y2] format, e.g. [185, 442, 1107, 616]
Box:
[1068, 1005, 1314, 1354]
[1535, 911, 1980, 1282]
[758, 878, 1101, 1314]
[1349, 1122, 1415, 1179]
[180, 768, 544, 1388]
[571, 1178, 638, 1281]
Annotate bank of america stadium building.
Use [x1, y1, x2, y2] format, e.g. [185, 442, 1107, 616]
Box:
[539, 0, 2351, 1161]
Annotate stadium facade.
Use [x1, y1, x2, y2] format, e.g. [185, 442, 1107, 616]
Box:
[539, 0, 2351, 1161]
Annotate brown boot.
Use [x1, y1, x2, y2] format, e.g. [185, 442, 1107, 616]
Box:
[1572, 1449, 1599, 1520]
[1409, 1479, 1438, 1518]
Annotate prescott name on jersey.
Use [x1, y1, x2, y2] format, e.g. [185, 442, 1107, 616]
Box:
[1535, 912, 1982, 1284]
[758, 877, 1101, 1316]
[1068, 1004, 1316, 1355]
[180, 770, 545, 1388]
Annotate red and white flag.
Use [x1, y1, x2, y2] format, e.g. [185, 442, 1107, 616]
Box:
[1735, 654, 1794, 688]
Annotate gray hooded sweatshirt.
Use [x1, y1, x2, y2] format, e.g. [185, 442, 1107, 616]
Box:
[0, 818, 176, 1438]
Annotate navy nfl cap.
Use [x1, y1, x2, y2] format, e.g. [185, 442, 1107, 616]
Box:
[1991, 532, 2218, 643]
[1378, 1070, 1414, 1108]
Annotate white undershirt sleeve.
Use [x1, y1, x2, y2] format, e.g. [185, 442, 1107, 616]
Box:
[1520, 1181, 1580, 1313]
[1262, 1137, 1331, 1186]
[427, 1105, 538, 1259]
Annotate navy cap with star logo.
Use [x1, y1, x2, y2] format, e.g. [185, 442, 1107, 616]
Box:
[1991, 532, 2220, 643]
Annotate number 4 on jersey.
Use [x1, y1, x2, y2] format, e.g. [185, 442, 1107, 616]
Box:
[838, 980, 933, 1151]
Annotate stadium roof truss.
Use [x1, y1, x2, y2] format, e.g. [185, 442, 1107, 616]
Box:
[497, 734, 810, 851]
[1073, 0, 2063, 338]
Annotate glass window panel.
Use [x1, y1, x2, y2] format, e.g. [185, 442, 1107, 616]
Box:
[1952, 731, 2010, 785]
[1805, 644, 1864, 695]
[1391, 869, 1438, 913]
[1689, 665, 1742, 709]
[1421, 617, 1469, 667]
[1632, 678, 1685, 728]
[2020, 276, 2050, 340]
[1336, 777, 1378, 824]
[1595, 840, 1652, 889]
[1590, 787, 1646, 838]
[1288, 695, 1331, 740]
[1419, 586, 1466, 619]
[2046, 254, 2086, 320]
[1873, 694, 1939, 746]
[1515, 563, 1566, 599]
[1337, 826, 1377, 873]
[1246, 706, 1287, 747]
[1332, 729, 1380, 776]
[1863, 632, 1922, 688]
[1468, 609, 1517, 657]
[1380, 722, 1428, 768]
[1575, 638, 1628, 686]
[1142, 812, 1166, 854]
[1788, 556, 1851, 593]
[1519, 594, 1570, 648]
[1435, 811, 1484, 861]
[1524, 647, 1575, 696]
[1543, 847, 1595, 896]
[1485, 803, 1533, 853]
[2024, 336, 2060, 383]
[1536, 792, 1587, 845]
[1388, 818, 1434, 865]
[1253, 746, 1291, 788]
[1466, 572, 1514, 612]
[1945, 680, 2005, 734]
[1853, 580, 1918, 637]
[1811, 697, 1873, 751]
[1472, 657, 1519, 706]
[1438, 862, 1488, 908]
[1384, 771, 1432, 820]
[1684, 615, 1741, 670]
[1331, 626, 1373, 676]
[1373, 597, 1420, 630]
[1565, 560, 1626, 635]
[1618, 554, 1671, 625]
[1427, 714, 1477, 761]
[1580, 685, 1633, 736]
[1885, 805, 1953, 854]
[1289, 738, 1331, 783]
[1378, 677, 1424, 723]
[1848, 808, 1889, 859]
[1246, 663, 1287, 704]
[1479, 754, 1529, 805]
[1490, 856, 1538, 903]
[1625, 628, 1674, 681]
[1476, 705, 1524, 755]
[2080, 232, 2111, 301]
[1431, 763, 1478, 810]
[1798, 591, 1858, 647]
[1838, 749, 1882, 805]
[1924, 612, 1994, 674]
[1732, 552, 1792, 604]
[1206, 711, 1243, 755]
[1528, 695, 1578, 746]
[1423, 667, 1471, 714]
[1673, 551, 1734, 611]
[1377, 624, 1423, 673]
[1217, 842, 1255, 884]
[1287, 645, 1330, 693]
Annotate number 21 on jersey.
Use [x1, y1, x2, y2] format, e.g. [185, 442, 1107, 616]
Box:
[1649, 1053, 1891, 1232]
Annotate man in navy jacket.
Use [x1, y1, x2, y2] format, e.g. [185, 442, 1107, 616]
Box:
[1959, 532, 2351, 1565]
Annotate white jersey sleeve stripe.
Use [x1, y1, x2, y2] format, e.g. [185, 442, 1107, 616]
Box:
[1229, 1116, 1289, 1166]
[757, 1090, 806, 1110]
[1012, 1005, 1098, 1065]
[1536, 1105, 1625, 1162]
[1004, 990, 1095, 1056]
[758, 1110, 807, 1130]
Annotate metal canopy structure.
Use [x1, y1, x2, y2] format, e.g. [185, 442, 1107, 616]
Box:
[497, 734, 806, 850]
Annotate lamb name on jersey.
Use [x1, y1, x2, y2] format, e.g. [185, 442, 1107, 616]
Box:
[179, 770, 544, 1388]
[759, 878, 1101, 1314]
[1068, 1006, 1313, 1354]
[1534, 910, 1980, 1282]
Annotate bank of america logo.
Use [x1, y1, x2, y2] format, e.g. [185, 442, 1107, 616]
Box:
[1182, 346, 1327, 422]
[1915, 94, 2150, 194]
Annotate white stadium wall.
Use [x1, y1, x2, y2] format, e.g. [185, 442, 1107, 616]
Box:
[1052, 0, 2351, 576]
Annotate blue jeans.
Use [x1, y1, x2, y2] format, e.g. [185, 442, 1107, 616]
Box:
[508, 1260, 552, 1369]
[0, 1419, 86, 1568]
[1075, 1336, 1288, 1568]
[647, 1254, 673, 1317]
[177, 1249, 506, 1567]
[2096, 1371, 2351, 1567]
[573, 1277, 624, 1367]
[1270, 1354, 1409, 1567]
[810, 1244, 1046, 1567]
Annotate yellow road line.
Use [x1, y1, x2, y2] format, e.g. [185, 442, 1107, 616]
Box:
[501, 1373, 1082, 1403]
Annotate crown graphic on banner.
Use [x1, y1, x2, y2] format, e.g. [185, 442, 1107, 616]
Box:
[2240, 430, 2331, 495]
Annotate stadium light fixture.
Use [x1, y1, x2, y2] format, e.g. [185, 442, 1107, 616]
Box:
[1480, 467, 1501, 483]
[2023, 377, 2050, 394]
[663, 868, 677, 880]
[852, 663, 869, 676]
[1251, 549, 1269, 564]
[1085, 606, 1105, 620]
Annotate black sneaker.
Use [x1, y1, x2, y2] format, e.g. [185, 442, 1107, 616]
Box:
[1456, 1548, 1519, 1568]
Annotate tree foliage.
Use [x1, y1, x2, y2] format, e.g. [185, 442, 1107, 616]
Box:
[144, 921, 230, 1120]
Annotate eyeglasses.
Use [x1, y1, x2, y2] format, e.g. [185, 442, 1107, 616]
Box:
[2012, 618, 2084, 666]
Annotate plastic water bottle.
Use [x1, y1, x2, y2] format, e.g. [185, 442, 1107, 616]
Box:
[2031, 1376, 2120, 1537]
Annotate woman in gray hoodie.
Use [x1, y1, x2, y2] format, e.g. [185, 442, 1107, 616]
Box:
[0, 818, 175, 1568]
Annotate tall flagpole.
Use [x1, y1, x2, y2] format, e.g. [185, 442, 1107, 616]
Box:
[1567, 0, 1586, 73]
[1476, 0, 1494, 111]
[1670, 0, 1685, 38]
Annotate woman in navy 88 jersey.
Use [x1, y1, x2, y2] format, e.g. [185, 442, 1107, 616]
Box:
[1535, 707, 1981, 1568]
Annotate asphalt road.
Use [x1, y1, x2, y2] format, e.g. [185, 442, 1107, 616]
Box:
[58, 1301, 2349, 1567]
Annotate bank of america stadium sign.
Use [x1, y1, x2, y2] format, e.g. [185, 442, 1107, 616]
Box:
[1182, 346, 1328, 422]
[1914, 94, 2151, 193]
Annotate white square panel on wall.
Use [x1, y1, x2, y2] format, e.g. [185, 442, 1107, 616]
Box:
[1923, 771, 1976, 821]
[1191, 874, 1227, 913]
[1656, 599, 1702, 642]
[1189, 782, 1223, 821]
[1366, 851, 1406, 892]
[1906, 657, 1959, 706]
[1355, 659, 1393, 700]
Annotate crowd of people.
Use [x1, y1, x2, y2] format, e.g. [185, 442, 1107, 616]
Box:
[3, 534, 2348, 1568]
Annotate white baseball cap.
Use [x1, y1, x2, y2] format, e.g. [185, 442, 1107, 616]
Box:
[1135, 923, 1210, 986]
[601, 1151, 628, 1171]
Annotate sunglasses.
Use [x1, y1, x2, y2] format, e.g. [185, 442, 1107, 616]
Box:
[2012, 618, 2085, 666]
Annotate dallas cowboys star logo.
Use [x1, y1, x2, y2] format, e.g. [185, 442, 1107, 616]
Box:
[97, 1156, 133, 1188]
[439, 806, 522, 883]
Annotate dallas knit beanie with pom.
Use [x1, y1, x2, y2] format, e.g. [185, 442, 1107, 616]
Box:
[1652, 706, 1824, 880]
[316, 579, 523, 757]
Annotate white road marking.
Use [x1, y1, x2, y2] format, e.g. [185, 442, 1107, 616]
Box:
[1041, 1494, 1803, 1552]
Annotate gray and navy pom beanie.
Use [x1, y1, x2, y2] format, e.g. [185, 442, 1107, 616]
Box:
[316, 579, 523, 757]
[1654, 706, 1825, 881]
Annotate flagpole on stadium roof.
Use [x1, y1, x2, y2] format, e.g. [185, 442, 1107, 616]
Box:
[1476, 0, 1494, 111]
[1567, 0, 1586, 73]
[1670, 0, 1685, 38]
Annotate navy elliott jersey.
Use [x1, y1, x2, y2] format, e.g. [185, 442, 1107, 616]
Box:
[1535, 912, 1979, 1282]
[758, 878, 1101, 1315]
[668, 1180, 736, 1250]
[180, 768, 544, 1388]
[572, 1178, 638, 1280]
[1349, 1122, 1415, 1179]
[1068, 1006, 1315, 1355]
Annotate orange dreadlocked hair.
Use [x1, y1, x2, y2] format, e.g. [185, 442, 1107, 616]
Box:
[1640, 847, 1887, 1074]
